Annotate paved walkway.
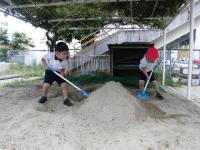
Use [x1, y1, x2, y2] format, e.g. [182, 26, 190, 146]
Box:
[0, 74, 21, 80]
[168, 85, 200, 107]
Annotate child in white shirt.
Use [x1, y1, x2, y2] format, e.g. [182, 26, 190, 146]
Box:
[38, 41, 73, 106]
[138, 44, 164, 100]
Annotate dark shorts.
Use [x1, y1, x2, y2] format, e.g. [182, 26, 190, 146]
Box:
[44, 70, 66, 85]
[138, 69, 155, 82]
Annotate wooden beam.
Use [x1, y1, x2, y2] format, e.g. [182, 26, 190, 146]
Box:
[0, 8, 26, 21]
[47, 17, 171, 23]
[62, 27, 161, 30]
[0, 0, 165, 9]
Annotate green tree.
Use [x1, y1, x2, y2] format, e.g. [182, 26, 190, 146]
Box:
[0, 28, 9, 45]
[10, 32, 35, 50]
[0, 28, 9, 62]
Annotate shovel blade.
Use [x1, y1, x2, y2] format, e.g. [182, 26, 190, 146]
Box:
[136, 91, 148, 101]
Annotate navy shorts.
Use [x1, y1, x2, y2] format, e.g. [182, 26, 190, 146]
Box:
[43, 70, 66, 85]
[138, 69, 155, 82]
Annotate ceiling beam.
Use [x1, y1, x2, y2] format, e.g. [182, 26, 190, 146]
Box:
[61, 27, 161, 30]
[47, 16, 171, 23]
[0, 0, 165, 9]
[3, 0, 12, 4]
[0, 8, 26, 21]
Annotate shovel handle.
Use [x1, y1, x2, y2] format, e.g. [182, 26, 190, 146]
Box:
[143, 60, 161, 93]
[143, 70, 153, 93]
[47, 68, 89, 97]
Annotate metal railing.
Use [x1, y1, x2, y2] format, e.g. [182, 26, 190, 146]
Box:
[69, 54, 110, 75]
[73, 27, 122, 53]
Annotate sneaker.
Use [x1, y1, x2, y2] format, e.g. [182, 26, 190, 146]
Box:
[63, 99, 73, 106]
[156, 93, 164, 100]
[38, 96, 47, 103]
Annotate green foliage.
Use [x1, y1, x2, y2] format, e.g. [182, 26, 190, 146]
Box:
[0, 29, 36, 61]
[0, 28, 9, 62]
[1, 63, 44, 78]
[4, 0, 185, 42]
[11, 32, 35, 50]
[0, 46, 9, 62]
[155, 69, 183, 87]
[0, 28, 9, 45]
[151, 19, 170, 29]
[73, 30, 89, 40]
[46, 1, 185, 42]
[67, 74, 138, 87]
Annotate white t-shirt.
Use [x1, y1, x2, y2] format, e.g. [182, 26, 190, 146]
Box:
[139, 57, 156, 72]
[42, 53, 70, 71]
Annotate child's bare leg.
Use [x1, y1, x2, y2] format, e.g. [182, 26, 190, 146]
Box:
[152, 80, 160, 93]
[61, 82, 69, 99]
[61, 82, 73, 106]
[42, 83, 50, 97]
[139, 80, 145, 91]
[38, 83, 50, 103]
[152, 80, 164, 99]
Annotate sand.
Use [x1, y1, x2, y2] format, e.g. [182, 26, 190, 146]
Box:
[0, 80, 200, 150]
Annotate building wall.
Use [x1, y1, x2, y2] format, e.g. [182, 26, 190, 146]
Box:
[153, 16, 200, 60]
[153, 0, 200, 52]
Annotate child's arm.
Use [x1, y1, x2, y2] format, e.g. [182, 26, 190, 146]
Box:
[41, 58, 48, 70]
[141, 67, 149, 80]
[56, 69, 71, 76]
[64, 69, 71, 76]
[62, 59, 72, 76]
[41, 53, 53, 70]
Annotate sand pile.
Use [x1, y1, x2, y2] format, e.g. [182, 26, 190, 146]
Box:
[1, 80, 200, 150]
[76, 81, 148, 128]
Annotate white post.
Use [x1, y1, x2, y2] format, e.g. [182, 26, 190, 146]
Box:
[162, 28, 167, 85]
[187, 0, 194, 100]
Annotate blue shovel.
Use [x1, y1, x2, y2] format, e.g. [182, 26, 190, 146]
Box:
[136, 60, 162, 101]
[48, 68, 89, 97]
[136, 70, 153, 101]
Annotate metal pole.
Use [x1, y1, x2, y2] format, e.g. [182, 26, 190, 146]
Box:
[162, 28, 167, 85]
[169, 50, 172, 80]
[187, 0, 194, 100]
